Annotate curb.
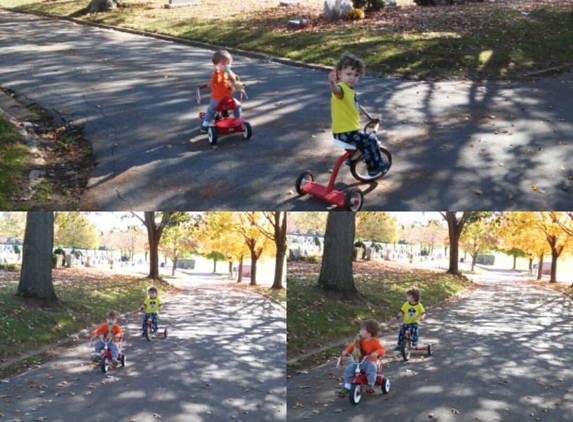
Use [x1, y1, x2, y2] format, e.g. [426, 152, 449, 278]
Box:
[0, 282, 179, 375]
[286, 280, 476, 366]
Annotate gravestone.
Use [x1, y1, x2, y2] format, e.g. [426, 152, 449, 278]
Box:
[324, 0, 352, 21]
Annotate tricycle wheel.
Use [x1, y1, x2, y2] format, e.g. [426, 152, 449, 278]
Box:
[344, 188, 363, 212]
[349, 384, 361, 405]
[208, 127, 218, 145]
[381, 377, 390, 394]
[349, 146, 392, 182]
[121, 354, 126, 367]
[400, 338, 411, 361]
[144, 326, 151, 342]
[295, 171, 314, 196]
[101, 357, 109, 373]
[242, 122, 252, 140]
[427, 344, 433, 356]
[163, 328, 168, 338]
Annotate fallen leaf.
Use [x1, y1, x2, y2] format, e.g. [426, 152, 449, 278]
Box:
[452, 408, 460, 414]
[333, 408, 343, 413]
[153, 414, 162, 419]
[294, 402, 304, 408]
[531, 185, 539, 192]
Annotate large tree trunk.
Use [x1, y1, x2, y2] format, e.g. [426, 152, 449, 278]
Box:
[172, 258, 177, 276]
[17, 212, 58, 302]
[237, 257, 243, 284]
[316, 212, 357, 297]
[550, 247, 559, 283]
[444, 212, 465, 275]
[271, 212, 287, 290]
[250, 249, 258, 286]
[512, 255, 517, 270]
[144, 212, 170, 280]
[471, 252, 477, 272]
[228, 261, 233, 279]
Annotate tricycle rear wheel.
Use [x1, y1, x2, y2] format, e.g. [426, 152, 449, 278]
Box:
[381, 377, 391, 394]
[242, 122, 252, 140]
[295, 171, 314, 196]
[208, 127, 218, 145]
[344, 188, 363, 212]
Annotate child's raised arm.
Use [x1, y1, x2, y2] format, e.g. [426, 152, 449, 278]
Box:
[328, 70, 343, 99]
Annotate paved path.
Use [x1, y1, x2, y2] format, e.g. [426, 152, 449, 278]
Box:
[287, 269, 573, 422]
[0, 273, 286, 422]
[1, 10, 572, 210]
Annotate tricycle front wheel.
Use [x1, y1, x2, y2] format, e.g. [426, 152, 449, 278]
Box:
[349, 384, 362, 405]
[350, 146, 392, 183]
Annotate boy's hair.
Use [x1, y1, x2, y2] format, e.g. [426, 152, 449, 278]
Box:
[148, 286, 158, 294]
[335, 52, 365, 76]
[407, 288, 421, 303]
[360, 319, 380, 337]
[212, 50, 233, 65]
[106, 310, 118, 320]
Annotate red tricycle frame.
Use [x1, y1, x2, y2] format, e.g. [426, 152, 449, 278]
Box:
[337, 354, 391, 405]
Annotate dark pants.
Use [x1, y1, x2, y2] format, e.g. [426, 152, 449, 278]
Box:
[398, 323, 420, 345]
[142, 313, 158, 333]
[334, 130, 382, 172]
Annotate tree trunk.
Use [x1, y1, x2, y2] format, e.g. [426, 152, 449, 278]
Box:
[172, 258, 177, 276]
[316, 212, 357, 297]
[228, 261, 233, 279]
[250, 249, 258, 286]
[271, 212, 287, 290]
[444, 212, 465, 275]
[512, 255, 517, 270]
[550, 247, 559, 283]
[471, 253, 477, 272]
[537, 253, 544, 280]
[213, 259, 217, 273]
[17, 212, 58, 302]
[237, 257, 243, 283]
[144, 212, 170, 281]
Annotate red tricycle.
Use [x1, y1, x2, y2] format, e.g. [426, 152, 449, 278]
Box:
[295, 108, 392, 211]
[91, 335, 126, 373]
[336, 354, 391, 405]
[196, 85, 252, 145]
[396, 323, 434, 361]
[141, 311, 167, 342]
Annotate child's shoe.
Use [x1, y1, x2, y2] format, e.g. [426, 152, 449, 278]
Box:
[412, 342, 419, 348]
[200, 124, 209, 134]
[111, 360, 119, 367]
[336, 387, 349, 396]
[365, 385, 375, 394]
[393, 345, 401, 352]
[367, 166, 384, 178]
[92, 355, 101, 362]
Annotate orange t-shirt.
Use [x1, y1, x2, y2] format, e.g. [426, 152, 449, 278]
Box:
[345, 337, 386, 362]
[92, 323, 123, 342]
[210, 70, 235, 101]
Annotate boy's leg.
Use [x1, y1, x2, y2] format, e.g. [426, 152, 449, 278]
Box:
[93, 340, 104, 359]
[397, 325, 407, 345]
[152, 314, 158, 333]
[411, 324, 419, 346]
[203, 99, 220, 128]
[232, 98, 242, 118]
[362, 361, 377, 386]
[141, 313, 149, 332]
[353, 131, 384, 173]
[337, 363, 357, 394]
[110, 343, 119, 362]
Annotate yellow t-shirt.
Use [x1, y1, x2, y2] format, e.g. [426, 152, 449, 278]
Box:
[401, 302, 425, 324]
[144, 297, 162, 314]
[331, 82, 360, 134]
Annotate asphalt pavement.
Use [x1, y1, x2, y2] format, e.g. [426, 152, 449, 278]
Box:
[1, 9, 572, 210]
[0, 273, 286, 422]
[287, 268, 573, 422]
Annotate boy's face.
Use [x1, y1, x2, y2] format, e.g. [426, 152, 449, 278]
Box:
[406, 293, 416, 304]
[216, 59, 231, 72]
[106, 317, 117, 325]
[149, 290, 157, 299]
[337, 66, 361, 88]
[359, 327, 371, 339]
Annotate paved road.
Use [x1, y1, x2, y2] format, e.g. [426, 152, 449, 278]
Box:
[1, 10, 572, 210]
[287, 269, 573, 422]
[0, 273, 286, 422]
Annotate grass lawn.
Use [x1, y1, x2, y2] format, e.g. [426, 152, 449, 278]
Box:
[0, 268, 174, 367]
[2, 0, 572, 79]
[0, 114, 30, 209]
[287, 259, 471, 360]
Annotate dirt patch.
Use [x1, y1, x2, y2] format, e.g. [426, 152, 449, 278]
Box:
[0, 88, 95, 210]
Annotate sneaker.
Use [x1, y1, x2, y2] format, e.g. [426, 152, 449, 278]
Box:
[111, 360, 119, 367]
[365, 385, 375, 394]
[92, 355, 101, 362]
[412, 343, 419, 348]
[336, 387, 349, 396]
[367, 166, 384, 178]
[200, 124, 209, 134]
[393, 346, 401, 352]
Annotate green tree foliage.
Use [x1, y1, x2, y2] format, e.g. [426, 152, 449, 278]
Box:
[54, 212, 98, 250]
[0, 212, 27, 240]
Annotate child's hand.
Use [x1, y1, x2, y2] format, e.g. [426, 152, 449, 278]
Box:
[328, 69, 338, 84]
[341, 350, 348, 357]
[370, 352, 378, 359]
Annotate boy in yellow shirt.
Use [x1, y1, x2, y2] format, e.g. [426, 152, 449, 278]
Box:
[139, 286, 162, 335]
[328, 52, 386, 178]
[394, 288, 426, 351]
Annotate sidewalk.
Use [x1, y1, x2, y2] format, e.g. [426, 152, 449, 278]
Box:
[0, 9, 572, 210]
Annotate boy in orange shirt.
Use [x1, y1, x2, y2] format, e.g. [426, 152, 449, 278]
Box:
[91, 310, 123, 367]
[200, 50, 242, 133]
[337, 319, 385, 396]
